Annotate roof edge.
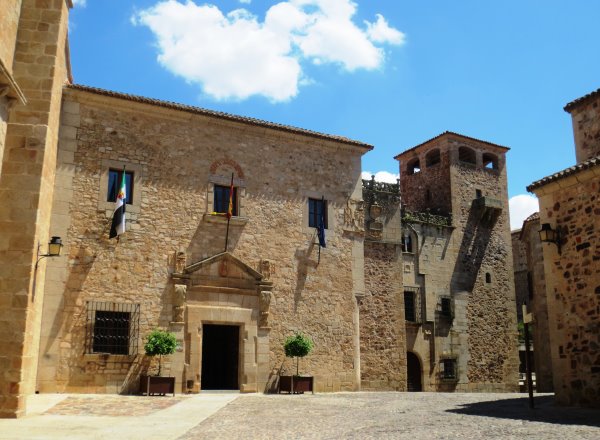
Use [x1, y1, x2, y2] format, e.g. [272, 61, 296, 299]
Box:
[564, 87, 600, 113]
[65, 84, 374, 152]
[394, 131, 510, 160]
[527, 156, 600, 192]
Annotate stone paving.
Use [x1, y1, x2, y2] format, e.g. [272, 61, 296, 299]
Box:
[44, 395, 188, 417]
[180, 392, 600, 440]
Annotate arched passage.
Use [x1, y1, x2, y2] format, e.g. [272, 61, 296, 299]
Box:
[407, 351, 422, 391]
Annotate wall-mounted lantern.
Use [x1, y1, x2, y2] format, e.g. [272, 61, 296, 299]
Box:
[35, 236, 63, 269]
[538, 223, 561, 255]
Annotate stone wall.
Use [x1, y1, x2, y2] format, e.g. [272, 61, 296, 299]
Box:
[0, 0, 70, 418]
[37, 88, 368, 394]
[520, 216, 554, 392]
[0, 0, 22, 73]
[360, 241, 405, 390]
[566, 91, 600, 163]
[532, 168, 600, 406]
[512, 230, 528, 321]
[450, 154, 519, 390]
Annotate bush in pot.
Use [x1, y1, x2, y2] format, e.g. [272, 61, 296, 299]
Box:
[284, 332, 314, 376]
[144, 328, 177, 376]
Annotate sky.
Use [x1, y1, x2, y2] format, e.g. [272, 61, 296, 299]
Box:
[68, 1, 600, 230]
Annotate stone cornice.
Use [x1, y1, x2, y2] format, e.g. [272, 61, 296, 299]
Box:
[527, 156, 600, 194]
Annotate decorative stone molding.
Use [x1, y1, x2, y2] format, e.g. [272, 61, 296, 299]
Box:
[343, 199, 365, 235]
[259, 259, 273, 281]
[172, 284, 187, 323]
[259, 290, 272, 329]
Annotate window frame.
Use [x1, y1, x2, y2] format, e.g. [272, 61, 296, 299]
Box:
[308, 198, 328, 229]
[213, 184, 238, 217]
[440, 358, 458, 381]
[107, 169, 134, 205]
[98, 160, 142, 216]
[85, 301, 140, 356]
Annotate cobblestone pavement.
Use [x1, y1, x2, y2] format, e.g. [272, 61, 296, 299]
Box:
[179, 392, 600, 440]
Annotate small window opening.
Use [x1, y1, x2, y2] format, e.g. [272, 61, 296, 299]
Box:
[85, 302, 140, 355]
[485, 272, 492, 283]
[425, 149, 441, 167]
[440, 297, 453, 318]
[404, 291, 416, 322]
[308, 198, 328, 229]
[483, 153, 498, 170]
[475, 189, 482, 199]
[458, 146, 476, 165]
[441, 358, 458, 380]
[407, 158, 421, 175]
[402, 232, 413, 253]
[426, 189, 432, 201]
[214, 185, 238, 216]
[107, 169, 134, 205]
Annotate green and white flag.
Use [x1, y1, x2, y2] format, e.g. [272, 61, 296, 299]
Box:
[109, 169, 126, 239]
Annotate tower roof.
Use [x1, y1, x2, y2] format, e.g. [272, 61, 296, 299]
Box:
[394, 131, 509, 160]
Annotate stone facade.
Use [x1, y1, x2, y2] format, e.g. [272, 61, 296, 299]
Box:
[517, 214, 554, 392]
[361, 132, 519, 392]
[36, 86, 370, 396]
[528, 89, 600, 407]
[565, 88, 600, 163]
[0, 0, 71, 418]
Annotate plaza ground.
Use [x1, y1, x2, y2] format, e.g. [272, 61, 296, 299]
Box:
[1, 392, 598, 439]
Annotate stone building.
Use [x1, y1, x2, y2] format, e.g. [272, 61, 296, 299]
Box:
[527, 88, 600, 407]
[360, 132, 519, 392]
[0, 1, 520, 418]
[515, 213, 554, 393]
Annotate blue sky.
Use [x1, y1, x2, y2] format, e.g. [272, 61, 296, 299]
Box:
[68, 1, 600, 229]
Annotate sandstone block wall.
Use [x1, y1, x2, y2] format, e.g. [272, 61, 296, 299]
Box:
[533, 169, 600, 406]
[512, 230, 528, 320]
[566, 91, 600, 163]
[360, 241, 405, 390]
[38, 88, 367, 394]
[0, 0, 70, 418]
[520, 216, 554, 392]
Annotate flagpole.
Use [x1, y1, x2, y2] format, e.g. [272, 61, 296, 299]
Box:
[224, 173, 234, 253]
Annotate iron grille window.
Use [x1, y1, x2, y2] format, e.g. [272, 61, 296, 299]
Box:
[308, 198, 328, 229]
[441, 358, 458, 380]
[107, 169, 134, 205]
[404, 287, 422, 323]
[213, 185, 238, 216]
[86, 302, 140, 355]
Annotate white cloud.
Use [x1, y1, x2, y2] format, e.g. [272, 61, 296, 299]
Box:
[239, 0, 252, 4]
[72, 0, 86, 6]
[361, 170, 399, 183]
[366, 14, 405, 44]
[509, 194, 539, 231]
[134, 0, 404, 101]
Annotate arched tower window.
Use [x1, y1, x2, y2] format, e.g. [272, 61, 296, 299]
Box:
[407, 158, 421, 175]
[425, 149, 441, 167]
[483, 153, 498, 170]
[485, 272, 492, 284]
[458, 146, 476, 165]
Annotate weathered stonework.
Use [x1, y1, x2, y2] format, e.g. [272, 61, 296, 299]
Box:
[0, 0, 71, 418]
[526, 89, 600, 407]
[36, 87, 370, 395]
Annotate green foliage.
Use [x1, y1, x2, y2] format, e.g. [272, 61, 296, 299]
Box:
[284, 332, 314, 359]
[144, 329, 177, 376]
[144, 329, 177, 357]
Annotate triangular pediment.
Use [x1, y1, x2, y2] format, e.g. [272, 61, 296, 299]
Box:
[182, 252, 263, 282]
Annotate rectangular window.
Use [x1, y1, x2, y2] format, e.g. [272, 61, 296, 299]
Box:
[308, 198, 328, 229]
[86, 302, 140, 355]
[107, 169, 134, 205]
[404, 291, 416, 322]
[213, 185, 238, 216]
[441, 358, 458, 380]
[440, 297, 453, 318]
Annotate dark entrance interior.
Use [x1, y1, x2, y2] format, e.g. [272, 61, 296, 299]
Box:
[201, 324, 239, 390]
[407, 351, 422, 391]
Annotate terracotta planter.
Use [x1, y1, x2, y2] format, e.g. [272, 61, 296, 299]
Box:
[140, 375, 175, 396]
[278, 375, 314, 394]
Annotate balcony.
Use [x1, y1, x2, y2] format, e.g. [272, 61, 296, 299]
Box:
[472, 196, 502, 225]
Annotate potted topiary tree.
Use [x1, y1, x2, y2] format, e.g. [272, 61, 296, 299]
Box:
[140, 329, 178, 396]
[279, 332, 314, 394]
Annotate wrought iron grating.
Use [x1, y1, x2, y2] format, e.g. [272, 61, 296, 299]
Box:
[85, 301, 140, 355]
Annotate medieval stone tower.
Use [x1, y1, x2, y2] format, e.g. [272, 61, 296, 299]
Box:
[361, 132, 519, 392]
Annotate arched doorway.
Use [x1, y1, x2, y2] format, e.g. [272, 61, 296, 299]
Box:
[407, 351, 422, 391]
